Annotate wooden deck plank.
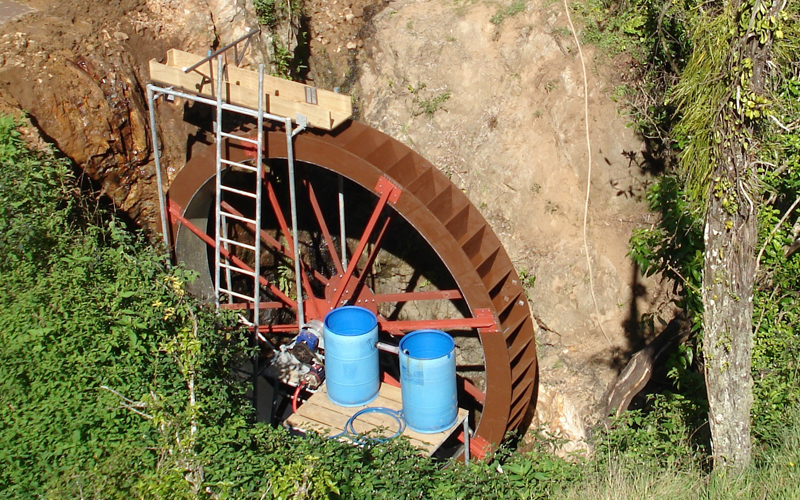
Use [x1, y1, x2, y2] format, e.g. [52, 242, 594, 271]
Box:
[285, 383, 467, 455]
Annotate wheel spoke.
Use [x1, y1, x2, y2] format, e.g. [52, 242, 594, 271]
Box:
[459, 378, 487, 405]
[329, 183, 396, 307]
[373, 290, 463, 303]
[377, 316, 497, 333]
[220, 200, 330, 286]
[219, 301, 286, 310]
[264, 176, 321, 319]
[256, 323, 301, 334]
[168, 200, 297, 309]
[341, 214, 391, 307]
[220, 200, 287, 257]
[304, 178, 344, 275]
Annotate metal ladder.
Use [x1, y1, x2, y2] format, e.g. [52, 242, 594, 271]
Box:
[213, 55, 265, 330]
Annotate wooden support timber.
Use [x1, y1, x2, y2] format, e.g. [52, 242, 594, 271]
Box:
[286, 383, 468, 456]
[149, 49, 352, 131]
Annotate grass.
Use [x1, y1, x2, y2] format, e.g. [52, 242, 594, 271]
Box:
[558, 407, 800, 500]
[491, 0, 527, 25]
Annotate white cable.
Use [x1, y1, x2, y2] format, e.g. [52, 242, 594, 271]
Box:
[564, 0, 612, 346]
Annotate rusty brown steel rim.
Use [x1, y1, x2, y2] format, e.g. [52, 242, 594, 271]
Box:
[167, 120, 538, 448]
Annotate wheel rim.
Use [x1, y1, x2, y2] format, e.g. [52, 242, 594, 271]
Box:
[167, 120, 538, 448]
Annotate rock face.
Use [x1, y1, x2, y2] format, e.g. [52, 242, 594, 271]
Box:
[3, 46, 150, 216]
[1, 1, 174, 227]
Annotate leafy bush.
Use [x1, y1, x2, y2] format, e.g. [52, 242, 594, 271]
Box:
[595, 392, 709, 471]
[0, 114, 252, 497]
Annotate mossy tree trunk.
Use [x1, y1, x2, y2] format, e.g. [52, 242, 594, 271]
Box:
[702, 152, 757, 470]
[677, 0, 784, 471]
[705, 0, 785, 470]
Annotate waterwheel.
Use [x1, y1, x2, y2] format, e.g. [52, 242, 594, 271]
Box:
[166, 119, 538, 450]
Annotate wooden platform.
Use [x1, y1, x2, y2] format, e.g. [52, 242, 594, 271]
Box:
[285, 383, 468, 456]
[149, 49, 352, 131]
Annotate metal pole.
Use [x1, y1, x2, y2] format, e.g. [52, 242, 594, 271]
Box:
[339, 175, 347, 270]
[214, 55, 224, 310]
[254, 65, 265, 326]
[285, 117, 304, 324]
[252, 66, 264, 411]
[145, 84, 285, 122]
[146, 85, 171, 256]
[183, 28, 259, 73]
[220, 215, 234, 305]
[463, 419, 470, 465]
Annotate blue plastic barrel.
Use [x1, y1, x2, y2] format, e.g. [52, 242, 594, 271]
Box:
[323, 306, 380, 407]
[399, 329, 458, 433]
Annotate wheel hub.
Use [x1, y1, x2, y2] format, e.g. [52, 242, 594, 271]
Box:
[322, 273, 378, 314]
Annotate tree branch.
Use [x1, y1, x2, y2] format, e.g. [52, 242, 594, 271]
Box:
[755, 194, 800, 272]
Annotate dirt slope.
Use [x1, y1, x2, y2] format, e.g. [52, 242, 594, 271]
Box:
[345, 0, 671, 446]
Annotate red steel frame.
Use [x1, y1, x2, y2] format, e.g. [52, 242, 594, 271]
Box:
[170, 173, 500, 336]
[168, 172, 499, 409]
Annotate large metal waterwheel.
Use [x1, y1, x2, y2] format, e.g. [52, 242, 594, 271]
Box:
[166, 119, 538, 450]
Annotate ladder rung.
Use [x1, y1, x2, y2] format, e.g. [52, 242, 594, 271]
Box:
[221, 158, 259, 172]
[219, 287, 257, 302]
[220, 211, 258, 225]
[219, 262, 257, 277]
[220, 132, 259, 145]
[221, 185, 259, 199]
[220, 237, 257, 251]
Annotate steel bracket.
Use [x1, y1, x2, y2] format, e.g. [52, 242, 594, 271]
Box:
[375, 175, 402, 204]
[474, 308, 500, 333]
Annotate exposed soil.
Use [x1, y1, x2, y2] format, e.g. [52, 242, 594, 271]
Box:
[0, 0, 676, 449]
[342, 0, 675, 447]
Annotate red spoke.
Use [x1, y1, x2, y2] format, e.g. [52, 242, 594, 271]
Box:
[459, 378, 487, 405]
[220, 200, 329, 285]
[304, 179, 344, 275]
[220, 200, 287, 257]
[374, 289, 463, 303]
[256, 324, 301, 333]
[357, 215, 391, 286]
[456, 431, 491, 460]
[377, 314, 497, 333]
[330, 180, 397, 307]
[264, 177, 320, 319]
[169, 200, 297, 309]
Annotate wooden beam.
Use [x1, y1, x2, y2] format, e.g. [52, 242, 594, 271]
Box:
[149, 49, 352, 130]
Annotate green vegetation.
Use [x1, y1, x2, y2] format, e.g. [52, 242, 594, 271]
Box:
[407, 82, 453, 118]
[491, 0, 528, 25]
[581, 0, 800, 473]
[3, 106, 792, 497]
[254, 0, 305, 79]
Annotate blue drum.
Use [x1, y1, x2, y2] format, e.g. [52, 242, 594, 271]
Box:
[399, 329, 458, 433]
[323, 306, 380, 407]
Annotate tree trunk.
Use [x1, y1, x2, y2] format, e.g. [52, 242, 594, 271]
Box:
[702, 169, 757, 470]
[699, 0, 784, 471]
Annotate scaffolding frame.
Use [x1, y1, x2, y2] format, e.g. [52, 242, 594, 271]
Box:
[146, 43, 308, 331]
